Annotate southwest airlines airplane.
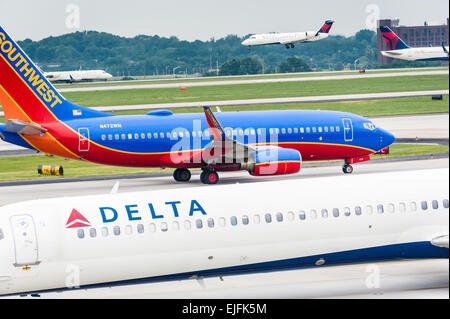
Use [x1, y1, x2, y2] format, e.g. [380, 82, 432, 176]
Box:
[0, 25, 394, 184]
[380, 26, 449, 62]
[0, 168, 448, 296]
[44, 70, 113, 83]
[242, 20, 334, 49]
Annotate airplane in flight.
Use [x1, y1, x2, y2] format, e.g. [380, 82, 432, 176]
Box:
[0, 25, 394, 184]
[44, 70, 113, 83]
[241, 20, 334, 49]
[380, 26, 449, 62]
[0, 168, 448, 296]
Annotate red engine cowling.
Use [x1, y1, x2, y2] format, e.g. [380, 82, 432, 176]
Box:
[243, 147, 302, 176]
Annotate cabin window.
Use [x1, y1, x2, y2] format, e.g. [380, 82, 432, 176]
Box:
[147, 133, 152, 139]
[121, 134, 126, 140]
[253, 215, 261, 224]
[332, 208, 339, 217]
[101, 227, 109, 237]
[443, 199, 449, 209]
[172, 221, 180, 231]
[330, 126, 335, 132]
[275, 128, 280, 134]
[344, 207, 351, 216]
[265, 213, 272, 223]
[318, 127, 323, 133]
[230, 216, 238, 226]
[113, 226, 121, 236]
[134, 133, 139, 139]
[276, 212, 283, 222]
[237, 130, 243, 136]
[160, 222, 168, 232]
[137, 224, 144, 234]
[198, 131, 203, 137]
[179, 131, 184, 138]
[141, 133, 146, 139]
[0, 228, 3, 240]
[432, 200, 439, 210]
[166, 132, 171, 139]
[312, 127, 317, 133]
[160, 132, 164, 138]
[355, 206, 362, 215]
[269, 128, 274, 135]
[192, 131, 197, 137]
[172, 132, 178, 139]
[365, 205, 373, 215]
[421, 201, 428, 211]
[306, 127, 311, 133]
[335, 126, 340, 132]
[101, 135, 106, 141]
[149, 223, 156, 233]
[257, 129, 262, 135]
[153, 133, 158, 139]
[299, 211, 306, 220]
[207, 218, 215, 228]
[281, 128, 286, 134]
[377, 204, 384, 214]
[89, 228, 97, 238]
[196, 219, 203, 229]
[399, 202, 406, 212]
[288, 128, 292, 134]
[244, 129, 250, 135]
[310, 209, 317, 219]
[410, 202, 417, 211]
[125, 225, 133, 235]
[324, 127, 329, 133]
[115, 134, 119, 140]
[287, 211, 295, 221]
[321, 209, 328, 218]
[242, 215, 249, 225]
[300, 127, 304, 133]
[184, 220, 191, 230]
[127, 133, 132, 140]
[219, 217, 226, 227]
[294, 128, 298, 134]
[388, 203, 395, 213]
[77, 229, 85, 239]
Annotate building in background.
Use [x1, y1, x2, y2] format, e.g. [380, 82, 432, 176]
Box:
[377, 18, 449, 65]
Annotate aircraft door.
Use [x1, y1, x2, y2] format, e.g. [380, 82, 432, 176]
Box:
[342, 118, 353, 142]
[9, 215, 39, 266]
[78, 128, 90, 152]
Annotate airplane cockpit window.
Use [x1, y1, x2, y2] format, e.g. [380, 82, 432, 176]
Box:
[363, 122, 376, 130]
[0, 228, 4, 240]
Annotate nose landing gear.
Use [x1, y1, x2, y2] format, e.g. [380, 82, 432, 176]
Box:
[342, 164, 353, 174]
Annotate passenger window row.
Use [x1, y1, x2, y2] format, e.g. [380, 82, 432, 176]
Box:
[100, 125, 343, 142]
[76, 198, 449, 239]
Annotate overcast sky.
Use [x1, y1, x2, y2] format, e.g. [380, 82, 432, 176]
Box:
[1, 0, 448, 41]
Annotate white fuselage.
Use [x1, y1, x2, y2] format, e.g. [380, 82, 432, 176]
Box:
[44, 70, 113, 82]
[0, 169, 448, 295]
[381, 46, 449, 61]
[242, 32, 328, 46]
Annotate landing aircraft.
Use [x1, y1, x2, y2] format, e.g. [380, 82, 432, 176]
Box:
[0, 25, 394, 184]
[241, 20, 334, 49]
[0, 168, 448, 296]
[44, 70, 113, 83]
[380, 26, 449, 62]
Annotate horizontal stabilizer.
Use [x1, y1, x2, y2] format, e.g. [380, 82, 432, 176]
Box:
[4, 119, 47, 135]
[431, 235, 449, 249]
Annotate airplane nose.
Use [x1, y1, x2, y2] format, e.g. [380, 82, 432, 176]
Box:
[379, 128, 396, 148]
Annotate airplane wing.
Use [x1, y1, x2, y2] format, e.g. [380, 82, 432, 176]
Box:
[431, 235, 449, 249]
[201, 106, 255, 165]
[4, 119, 47, 135]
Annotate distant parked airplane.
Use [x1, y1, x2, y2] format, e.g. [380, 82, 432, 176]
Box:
[241, 20, 334, 49]
[44, 70, 113, 83]
[380, 26, 449, 62]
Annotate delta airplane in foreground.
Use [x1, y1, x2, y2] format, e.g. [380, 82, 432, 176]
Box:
[380, 26, 449, 62]
[44, 69, 113, 83]
[0, 25, 394, 184]
[241, 20, 334, 49]
[0, 168, 448, 296]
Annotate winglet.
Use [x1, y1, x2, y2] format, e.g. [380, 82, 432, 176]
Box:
[442, 42, 449, 56]
[203, 106, 226, 140]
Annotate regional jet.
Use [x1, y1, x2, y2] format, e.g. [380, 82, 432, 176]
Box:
[241, 20, 334, 49]
[380, 26, 449, 62]
[0, 25, 394, 184]
[44, 70, 113, 83]
[0, 168, 448, 296]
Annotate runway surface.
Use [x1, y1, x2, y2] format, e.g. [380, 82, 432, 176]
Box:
[57, 70, 448, 93]
[0, 157, 448, 206]
[6, 259, 447, 299]
[1, 113, 448, 154]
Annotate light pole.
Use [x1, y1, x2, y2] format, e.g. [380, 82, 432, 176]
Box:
[173, 66, 181, 77]
[354, 59, 359, 71]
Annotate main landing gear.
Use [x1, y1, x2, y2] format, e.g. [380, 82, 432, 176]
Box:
[173, 168, 191, 182]
[285, 44, 295, 49]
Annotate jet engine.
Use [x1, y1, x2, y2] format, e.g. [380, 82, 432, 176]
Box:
[241, 147, 302, 176]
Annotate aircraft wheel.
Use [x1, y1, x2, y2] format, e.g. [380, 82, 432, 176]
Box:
[291, 44, 295, 48]
[200, 170, 219, 185]
[174, 168, 191, 182]
[342, 164, 353, 174]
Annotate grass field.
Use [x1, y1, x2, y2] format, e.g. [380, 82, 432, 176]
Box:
[60, 74, 449, 107]
[0, 144, 447, 182]
[53, 67, 449, 89]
